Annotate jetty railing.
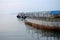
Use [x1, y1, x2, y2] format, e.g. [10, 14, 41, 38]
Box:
[17, 11, 60, 27]
[24, 12, 60, 22]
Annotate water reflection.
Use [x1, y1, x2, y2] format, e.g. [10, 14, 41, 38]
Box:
[17, 18, 25, 21]
[25, 25, 60, 40]
[0, 14, 60, 40]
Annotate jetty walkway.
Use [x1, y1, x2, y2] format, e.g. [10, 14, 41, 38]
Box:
[25, 18, 60, 31]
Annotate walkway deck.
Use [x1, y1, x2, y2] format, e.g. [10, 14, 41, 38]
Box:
[25, 18, 60, 31]
[25, 18, 60, 27]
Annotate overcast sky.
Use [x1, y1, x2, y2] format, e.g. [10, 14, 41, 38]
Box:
[0, 0, 60, 14]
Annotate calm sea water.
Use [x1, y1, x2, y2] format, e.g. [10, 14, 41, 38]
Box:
[0, 14, 60, 40]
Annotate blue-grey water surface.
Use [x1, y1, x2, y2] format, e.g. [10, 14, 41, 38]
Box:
[0, 14, 60, 40]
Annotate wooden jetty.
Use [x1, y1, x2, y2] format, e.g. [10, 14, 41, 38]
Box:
[24, 18, 60, 31]
[17, 10, 60, 31]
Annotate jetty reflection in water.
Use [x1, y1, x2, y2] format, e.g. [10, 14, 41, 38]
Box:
[17, 18, 26, 21]
[25, 25, 60, 40]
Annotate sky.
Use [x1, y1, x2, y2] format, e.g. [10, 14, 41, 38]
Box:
[0, 0, 60, 14]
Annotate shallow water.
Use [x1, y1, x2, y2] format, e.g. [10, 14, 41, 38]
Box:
[0, 14, 60, 40]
